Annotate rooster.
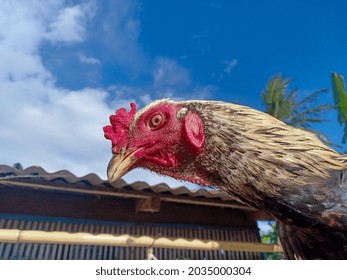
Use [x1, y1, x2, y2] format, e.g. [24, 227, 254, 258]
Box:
[103, 99, 347, 259]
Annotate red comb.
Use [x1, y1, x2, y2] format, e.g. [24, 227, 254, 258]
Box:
[103, 103, 137, 154]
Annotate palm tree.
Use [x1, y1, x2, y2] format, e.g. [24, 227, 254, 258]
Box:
[331, 72, 347, 143]
[261, 74, 333, 144]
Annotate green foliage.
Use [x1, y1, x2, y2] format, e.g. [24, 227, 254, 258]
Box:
[261, 222, 278, 244]
[261, 75, 296, 120]
[331, 72, 347, 143]
[260, 221, 283, 260]
[261, 74, 333, 144]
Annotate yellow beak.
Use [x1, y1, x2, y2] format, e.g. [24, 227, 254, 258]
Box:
[107, 149, 139, 183]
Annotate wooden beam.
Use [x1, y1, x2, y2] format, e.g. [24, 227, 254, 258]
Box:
[136, 197, 161, 212]
[0, 188, 257, 227]
[246, 211, 273, 222]
[0, 229, 283, 253]
[1, 180, 256, 211]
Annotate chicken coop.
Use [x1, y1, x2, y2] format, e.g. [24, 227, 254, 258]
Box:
[0, 164, 276, 260]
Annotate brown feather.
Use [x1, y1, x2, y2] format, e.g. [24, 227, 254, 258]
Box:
[170, 100, 347, 259]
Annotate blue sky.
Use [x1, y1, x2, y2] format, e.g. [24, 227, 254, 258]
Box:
[1, 0, 347, 191]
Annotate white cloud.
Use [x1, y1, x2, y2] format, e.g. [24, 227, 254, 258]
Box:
[0, 0, 211, 190]
[97, 1, 147, 71]
[151, 57, 214, 101]
[0, 0, 109, 177]
[223, 58, 238, 73]
[77, 53, 100, 64]
[153, 57, 191, 88]
[45, 1, 97, 43]
[107, 85, 145, 109]
[139, 94, 153, 105]
[209, 3, 222, 9]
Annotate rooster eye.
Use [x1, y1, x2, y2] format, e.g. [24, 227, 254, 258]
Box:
[148, 113, 165, 129]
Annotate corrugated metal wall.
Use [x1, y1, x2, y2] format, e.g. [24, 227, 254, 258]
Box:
[0, 217, 262, 260]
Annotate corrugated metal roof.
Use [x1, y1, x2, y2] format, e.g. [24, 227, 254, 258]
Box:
[0, 165, 249, 208]
[0, 165, 267, 260]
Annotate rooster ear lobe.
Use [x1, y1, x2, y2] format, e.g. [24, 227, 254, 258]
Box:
[183, 111, 205, 154]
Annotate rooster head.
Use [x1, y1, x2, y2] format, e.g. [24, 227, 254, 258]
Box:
[103, 100, 205, 183]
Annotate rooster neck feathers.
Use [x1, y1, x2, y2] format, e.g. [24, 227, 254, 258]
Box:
[105, 99, 347, 259]
[174, 100, 347, 225]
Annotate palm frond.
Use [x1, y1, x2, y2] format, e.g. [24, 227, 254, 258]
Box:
[331, 72, 347, 143]
[261, 74, 294, 120]
[288, 118, 329, 127]
[287, 87, 298, 104]
[262, 73, 337, 147]
[294, 89, 328, 109]
[287, 104, 334, 122]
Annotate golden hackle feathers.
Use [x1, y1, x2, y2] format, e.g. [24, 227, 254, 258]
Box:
[168, 100, 347, 197]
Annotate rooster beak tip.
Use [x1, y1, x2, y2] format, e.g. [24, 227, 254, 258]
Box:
[107, 150, 137, 183]
[107, 151, 137, 183]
